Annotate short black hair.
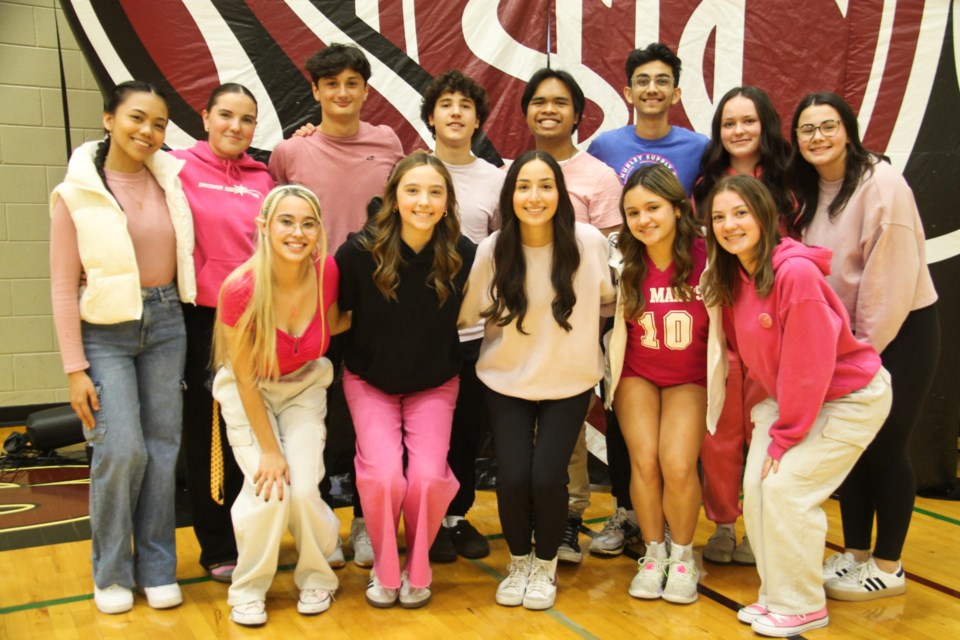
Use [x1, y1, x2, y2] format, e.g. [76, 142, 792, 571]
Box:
[520, 68, 585, 133]
[625, 42, 682, 86]
[420, 69, 491, 141]
[305, 43, 371, 84]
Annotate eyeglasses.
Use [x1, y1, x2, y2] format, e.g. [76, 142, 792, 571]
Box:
[796, 120, 842, 140]
[275, 215, 321, 235]
[633, 76, 673, 89]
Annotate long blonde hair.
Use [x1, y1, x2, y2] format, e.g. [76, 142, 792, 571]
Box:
[212, 184, 328, 381]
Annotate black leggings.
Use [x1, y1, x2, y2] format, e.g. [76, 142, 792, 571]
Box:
[487, 387, 592, 560]
[839, 304, 940, 561]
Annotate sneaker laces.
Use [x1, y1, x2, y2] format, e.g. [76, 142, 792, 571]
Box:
[561, 520, 580, 548]
[637, 555, 665, 574]
[600, 509, 629, 535]
[505, 556, 530, 582]
[667, 558, 697, 581]
[235, 600, 265, 614]
[301, 589, 332, 604]
[353, 523, 371, 545]
[526, 562, 555, 595]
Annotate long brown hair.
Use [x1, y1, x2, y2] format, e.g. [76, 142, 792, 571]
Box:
[483, 150, 580, 333]
[617, 164, 700, 320]
[361, 151, 464, 305]
[701, 175, 780, 307]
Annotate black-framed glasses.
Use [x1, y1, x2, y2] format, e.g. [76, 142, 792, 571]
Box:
[797, 120, 842, 140]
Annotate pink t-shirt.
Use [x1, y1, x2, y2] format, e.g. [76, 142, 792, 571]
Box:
[219, 256, 339, 376]
[558, 151, 623, 231]
[268, 122, 404, 252]
[623, 238, 708, 387]
[50, 168, 176, 373]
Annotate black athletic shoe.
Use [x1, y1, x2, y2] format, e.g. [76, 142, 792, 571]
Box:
[451, 520, 490, 559]
[429, 524, 458, 563]
[557, 516, 583, 563]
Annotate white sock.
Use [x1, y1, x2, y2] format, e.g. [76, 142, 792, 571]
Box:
[443, 515, 463, 528]
[670, 542, 694, 562]
[646, 541, 667, 560]
[716, 523, 735, 534]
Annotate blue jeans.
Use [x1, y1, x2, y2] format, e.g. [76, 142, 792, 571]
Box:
[82, 283, 186, 589]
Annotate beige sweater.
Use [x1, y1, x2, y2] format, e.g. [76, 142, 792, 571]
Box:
[458, 222, 616, 400]
[802, 160, 937, 353]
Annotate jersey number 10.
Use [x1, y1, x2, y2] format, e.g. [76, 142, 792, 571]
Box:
[636, 310, 694, 350]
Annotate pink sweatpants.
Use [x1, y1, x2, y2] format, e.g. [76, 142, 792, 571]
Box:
[342, 369, 460, 589]
[700, 351, 766, 524]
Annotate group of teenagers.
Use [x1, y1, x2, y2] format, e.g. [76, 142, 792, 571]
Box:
[49, 39, 939, 637]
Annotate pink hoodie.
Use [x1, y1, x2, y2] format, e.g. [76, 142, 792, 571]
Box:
[724, 238, 881, 460]
[169, 141, 275, 307]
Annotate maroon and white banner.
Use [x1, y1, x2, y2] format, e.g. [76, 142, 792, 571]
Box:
[60, 0, 960, 490]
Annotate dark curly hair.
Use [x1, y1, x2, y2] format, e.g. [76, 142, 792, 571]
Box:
[420, 69, 490, 142]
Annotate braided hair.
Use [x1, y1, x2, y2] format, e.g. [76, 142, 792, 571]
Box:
[93, 80, 168, 201]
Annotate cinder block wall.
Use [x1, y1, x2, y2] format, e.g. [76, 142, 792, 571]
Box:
[0, 0, 104, 410]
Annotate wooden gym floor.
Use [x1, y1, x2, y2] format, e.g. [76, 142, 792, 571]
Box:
[1, 427, 959, 639]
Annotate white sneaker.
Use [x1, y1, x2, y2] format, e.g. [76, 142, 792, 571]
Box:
[143, 583, 182, 609]
[231, 600, 267, 626]
[495, 553, 532, 607]
[822, 551, 860, 582]
[589, 507, 640, 556]
[365, 571, 398, 608]
[662, 558, 699, 604]
[522, 557, 558, 610]
[93, 584, 133, 614]
[399, 571, 432, 609]
[327, 537, 345, 569]
[628, 556, 666, 599]
[298, 588, 332, 615]
[350, 517, 374, 568]
[825, 557, 906, 601]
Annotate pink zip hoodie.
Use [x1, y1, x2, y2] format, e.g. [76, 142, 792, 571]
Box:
[724, 238, 881, 460]
[169, 141, 275, 307]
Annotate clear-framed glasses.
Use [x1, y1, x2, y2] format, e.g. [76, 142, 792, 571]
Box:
[633, 75, 673, 89]
[797, 119, 842, 140]
[275, 215, 321, 235]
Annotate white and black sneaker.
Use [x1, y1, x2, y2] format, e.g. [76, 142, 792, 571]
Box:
[822, 551, 860, 582]
[825, 557, 906, 601]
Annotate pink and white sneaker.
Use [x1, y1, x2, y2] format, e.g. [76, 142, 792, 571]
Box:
[751, 607, 829, 637]
[736, 602, 768, 624]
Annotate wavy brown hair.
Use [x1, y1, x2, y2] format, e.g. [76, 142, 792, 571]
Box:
[617, 164, 700, 320]
[483, 150, 580, 333]
[361, 151, 463, 305]
[702, 175, 780, 307]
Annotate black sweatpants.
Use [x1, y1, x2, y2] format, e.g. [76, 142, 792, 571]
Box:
[181, 303, 242, 569]
[446, 338, 487, 516]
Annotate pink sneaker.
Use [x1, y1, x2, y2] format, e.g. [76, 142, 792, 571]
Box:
[751, 607, 829, 637]
[737, 602, 768, 624]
